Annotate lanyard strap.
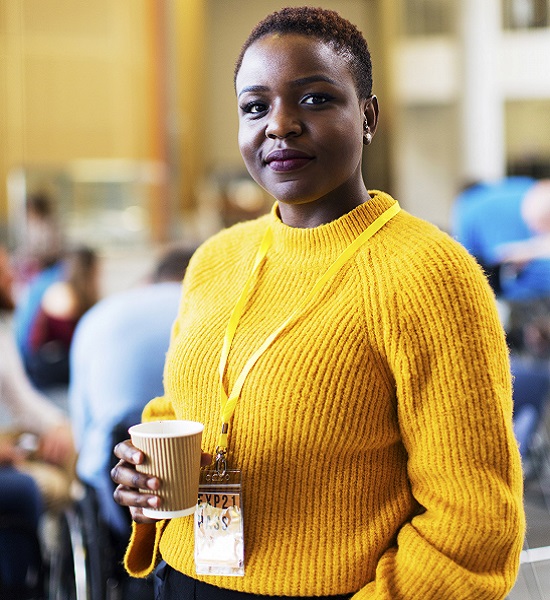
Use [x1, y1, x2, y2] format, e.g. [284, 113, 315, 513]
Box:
[216, 201, 401, 456]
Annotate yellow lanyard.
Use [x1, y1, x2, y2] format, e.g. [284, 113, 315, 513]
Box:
[216, 201, 401, 460]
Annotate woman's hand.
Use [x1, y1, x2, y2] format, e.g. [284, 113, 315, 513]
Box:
[38, 422, 75, 467]
[111, 439, 212, 524]
[111, 439, 162, 524]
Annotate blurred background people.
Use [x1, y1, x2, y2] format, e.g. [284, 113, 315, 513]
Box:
[0, 246, 75, 599]
[12, 191, 64, 290]
[452, 177, 550, 467]
[16, 245, 100, 390]
[68, 245, 193, 600]
[497, 179, 550, 267]
[452, 176, 550, 301]
[453, 177, 550, 349]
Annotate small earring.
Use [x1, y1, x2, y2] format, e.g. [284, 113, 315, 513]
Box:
[364, 121, 372, 144]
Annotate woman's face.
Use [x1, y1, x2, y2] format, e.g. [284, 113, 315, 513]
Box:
[236, 33, 376, 221]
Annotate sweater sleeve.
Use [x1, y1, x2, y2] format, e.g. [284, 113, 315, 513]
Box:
[123, 394, 177, 577]
[354, 244, 525, 599]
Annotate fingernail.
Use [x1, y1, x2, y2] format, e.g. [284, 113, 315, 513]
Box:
[132, 452, 141, 463]
[147, 496, 160, 507]
[147, 477, 159, 490]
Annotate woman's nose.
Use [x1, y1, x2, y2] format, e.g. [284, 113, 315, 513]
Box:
[265, 107, 302, 139]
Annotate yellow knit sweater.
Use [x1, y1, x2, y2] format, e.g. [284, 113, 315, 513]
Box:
[125, 192, 524, 599]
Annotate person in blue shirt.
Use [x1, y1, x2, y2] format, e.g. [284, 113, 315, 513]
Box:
[453, 177, 550, 464]
[14, 261, 64, 365]
[452, 176, 550, 301]
[68, 245, 194, 539]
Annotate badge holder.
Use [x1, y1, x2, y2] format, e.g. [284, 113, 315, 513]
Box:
[194, 449, 245, 576]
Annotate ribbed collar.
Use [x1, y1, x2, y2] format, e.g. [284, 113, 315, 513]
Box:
[266, 191, 398, 263]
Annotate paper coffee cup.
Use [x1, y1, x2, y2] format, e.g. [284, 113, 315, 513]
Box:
[129, 420, 204, 518]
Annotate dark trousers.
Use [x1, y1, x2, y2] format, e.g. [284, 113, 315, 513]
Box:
[0, 467, 44, 591]
[154, 562, 353, 600]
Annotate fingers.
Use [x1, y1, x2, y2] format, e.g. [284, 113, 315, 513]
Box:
[113, 439, 144, 463]
[112, 480, 161, 512]
[110, 459, 160, 492]
[111, 442, 212, 525]
[111, 458, 163, 524]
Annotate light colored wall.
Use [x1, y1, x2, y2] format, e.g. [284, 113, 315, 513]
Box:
[0, 1, 165, 233]
[394, 104, 459, 230]
[171, 0, 206, 213]
[500, 30, 550, 99]
[506, 99, 550, 164]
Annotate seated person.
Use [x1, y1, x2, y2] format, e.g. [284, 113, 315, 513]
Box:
[14, 261, 64, 369]
[452, 176, 550, 301]
[453, 177, 550, 342]
[0, 247, 75, 598]
[453, 179, 550, 462]
[69, 245, 193, 538]
[17, 246, 100, 389]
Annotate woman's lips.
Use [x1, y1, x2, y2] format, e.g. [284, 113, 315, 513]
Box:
[264, 149, 314, 172]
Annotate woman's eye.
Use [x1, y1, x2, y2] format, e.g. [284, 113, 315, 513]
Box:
[302, 94, 331, 105]
[241, 101, 268, 114]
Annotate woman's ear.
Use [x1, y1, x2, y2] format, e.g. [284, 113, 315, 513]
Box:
[362, 95, 379, 145]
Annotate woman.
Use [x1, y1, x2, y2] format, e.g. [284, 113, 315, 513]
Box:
[112, 7, 524, 599]
[0, 246, 75, 598]
[25, 245, 99, 388]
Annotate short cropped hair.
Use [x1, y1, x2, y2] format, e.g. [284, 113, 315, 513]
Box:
[234, 6, 373, 100]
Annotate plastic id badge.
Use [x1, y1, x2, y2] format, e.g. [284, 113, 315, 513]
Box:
[194, 469, 244, 576]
